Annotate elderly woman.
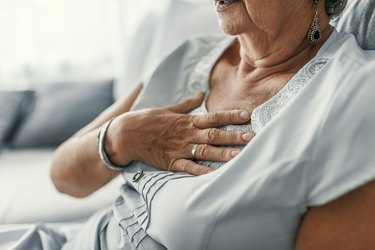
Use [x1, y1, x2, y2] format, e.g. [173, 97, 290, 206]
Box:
[4, 0, 375, 249]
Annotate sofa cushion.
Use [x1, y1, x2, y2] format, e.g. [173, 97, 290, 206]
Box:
[0, 91, 29, 148]
[10, 80, 114, 148]
[0, 148, 122, 223]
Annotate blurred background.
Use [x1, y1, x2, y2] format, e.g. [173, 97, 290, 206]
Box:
[0, 0, 166, 90]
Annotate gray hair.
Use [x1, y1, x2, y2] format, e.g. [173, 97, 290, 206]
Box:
[325, 0, 348, 18]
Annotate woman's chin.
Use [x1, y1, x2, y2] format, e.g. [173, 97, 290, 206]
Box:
[214, 1, 247, 35]
[217, 19, 245, 36]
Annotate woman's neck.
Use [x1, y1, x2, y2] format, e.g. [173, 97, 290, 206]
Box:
[234, 20, 333, 85]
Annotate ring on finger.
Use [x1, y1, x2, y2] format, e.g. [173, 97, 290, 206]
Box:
[191, 144, 199, 158]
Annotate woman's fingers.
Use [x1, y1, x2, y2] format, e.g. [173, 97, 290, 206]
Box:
[192, 110, 251, 129]
[169, 159, 214, 176]
[192, 144, 241, 162]
[194, 128, 254, 145]
[167, 92, 205, 114]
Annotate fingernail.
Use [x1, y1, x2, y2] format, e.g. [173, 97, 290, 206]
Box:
[231, 150, 240, 157]
[242, 132, 253, 141]
[240, 111, 250, 120]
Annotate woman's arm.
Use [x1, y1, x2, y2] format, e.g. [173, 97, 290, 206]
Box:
[296, 179, 375, 249]
[51, 83, 253, 198]
[50, 83, 143, 197]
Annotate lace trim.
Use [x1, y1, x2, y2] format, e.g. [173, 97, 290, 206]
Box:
[251, 58, 328, 133]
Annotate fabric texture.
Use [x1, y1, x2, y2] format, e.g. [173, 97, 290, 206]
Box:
[306, 60, 375, 205]
[10, 80, 114, 148]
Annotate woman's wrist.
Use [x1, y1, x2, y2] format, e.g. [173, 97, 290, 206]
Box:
[104, 121, 122, 164]
[98, 118, 133, 171]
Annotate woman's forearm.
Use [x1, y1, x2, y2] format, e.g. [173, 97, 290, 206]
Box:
[51, 129, 118, 197]
[50, 83, 143, 197]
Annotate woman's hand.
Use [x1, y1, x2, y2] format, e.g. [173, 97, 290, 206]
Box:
[105, 93, 254, 176]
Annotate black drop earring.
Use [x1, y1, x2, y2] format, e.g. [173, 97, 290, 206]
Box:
[308, 0, 322, 45]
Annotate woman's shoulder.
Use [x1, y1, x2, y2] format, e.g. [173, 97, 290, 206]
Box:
[315, 31, 375, 101]
[319, 34, 375, 123]
[303, 58, 375, 210]
[144, 35, 228, 79]
[132, 35, 229, 110]
[148, 35, 228, 72]
[150, 35, 228, 75]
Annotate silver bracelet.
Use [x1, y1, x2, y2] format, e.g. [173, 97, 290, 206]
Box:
[98, 117, 132, 171]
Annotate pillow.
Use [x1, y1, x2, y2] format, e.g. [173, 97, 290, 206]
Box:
[10, 80, 114, 148]
[0, 91, 29, 147]
[331, 0, 375, 50]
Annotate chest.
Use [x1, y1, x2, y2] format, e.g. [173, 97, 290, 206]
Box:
[206, 60, 293, 114]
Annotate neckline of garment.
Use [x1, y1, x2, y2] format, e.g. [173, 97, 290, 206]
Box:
[195, 30, 340, 132]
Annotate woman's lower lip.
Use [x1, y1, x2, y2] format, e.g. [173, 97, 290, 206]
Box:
[215, 0, 239, 12]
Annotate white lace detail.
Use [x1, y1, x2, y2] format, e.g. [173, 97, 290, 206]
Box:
[251, 58, 328, 134]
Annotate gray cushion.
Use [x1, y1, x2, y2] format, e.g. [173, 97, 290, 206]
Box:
[331, 0, 375, 50]
[10, 80, 114, 148]
[0, 91, 29, 146]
